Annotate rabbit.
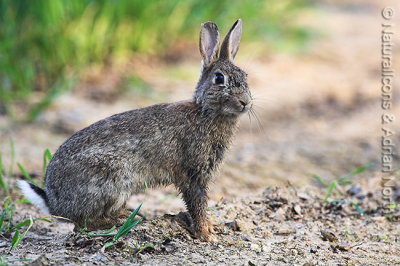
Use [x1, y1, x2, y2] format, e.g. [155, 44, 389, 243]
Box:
[18, 19, 252, 242]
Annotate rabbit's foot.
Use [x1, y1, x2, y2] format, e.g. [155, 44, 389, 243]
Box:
[176, 212, 216, 242]
[194, 224, 217, 243]
[193, 219, 217, 243]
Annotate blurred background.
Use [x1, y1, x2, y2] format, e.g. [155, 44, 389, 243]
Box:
[0, 0, 399, 213]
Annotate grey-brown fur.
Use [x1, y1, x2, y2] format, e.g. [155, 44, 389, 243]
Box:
[19, 19, 251, 241]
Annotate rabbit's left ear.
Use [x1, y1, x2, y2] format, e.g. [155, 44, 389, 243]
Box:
[219, 19, 242, 62]
[199, 21, 220, 67]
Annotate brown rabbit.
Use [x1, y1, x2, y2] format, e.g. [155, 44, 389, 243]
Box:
[18, 19, 252, 242]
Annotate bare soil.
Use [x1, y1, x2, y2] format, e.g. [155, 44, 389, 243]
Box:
[1, 0, 400, 265]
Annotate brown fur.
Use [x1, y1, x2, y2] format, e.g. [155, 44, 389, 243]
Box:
[19, 19, 251, 242]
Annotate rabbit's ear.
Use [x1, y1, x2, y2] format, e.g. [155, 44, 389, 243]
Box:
[199, 21, 220, 67]
[219, 19, 242, 62]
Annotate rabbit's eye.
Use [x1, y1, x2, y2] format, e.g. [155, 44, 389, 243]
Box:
[213, 73, 225, 85]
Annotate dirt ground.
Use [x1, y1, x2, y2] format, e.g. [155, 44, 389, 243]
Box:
[1, 0, 400, 265]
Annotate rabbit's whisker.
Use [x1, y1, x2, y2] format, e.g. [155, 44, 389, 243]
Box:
[249, 108, 264, 134]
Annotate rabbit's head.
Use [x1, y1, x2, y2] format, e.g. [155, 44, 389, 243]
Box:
[194, 19, 251, 118]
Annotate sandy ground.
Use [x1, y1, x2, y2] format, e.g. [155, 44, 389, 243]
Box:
[1, 0, 400, 264]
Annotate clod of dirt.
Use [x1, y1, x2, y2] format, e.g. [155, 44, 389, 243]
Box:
[321, 230, 338, 242]
[331, 241, 351, 252]
[225, 220, 240, 231]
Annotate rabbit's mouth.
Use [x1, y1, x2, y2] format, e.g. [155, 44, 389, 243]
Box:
[221, 99, 252, 116]
[231, 95, 252, 114]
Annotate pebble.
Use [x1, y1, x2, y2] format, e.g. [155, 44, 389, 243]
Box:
[276, 227, 296, 236]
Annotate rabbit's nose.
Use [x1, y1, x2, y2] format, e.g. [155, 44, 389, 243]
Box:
[239, 100, 248, 108]
[239, 100, 251, 111]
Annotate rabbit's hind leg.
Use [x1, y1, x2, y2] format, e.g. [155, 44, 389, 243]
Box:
[84, 213, 130, 231]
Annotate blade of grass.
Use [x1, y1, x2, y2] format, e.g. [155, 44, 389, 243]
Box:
[144, 181, 148, 194]
[329, 200, 346, 206]
[323, 181, 336, 203]
[338, 180, 353, 186]
[103, 242, 115, 249]
[17, 163, 39, 187]
[74, 216, 88, 240]
[4, 197, 10, 217]
[115, 218, 142, 240]
[136, 243, 154, 254]
[12, 217, 52, 230]
[11, 220, 31, 230]
[0, 210, 6, 231]
[114, 201, 143, 240]
[14, 199, 30, 204]
[10, 217, 34, 250]
[11, 230, 20, 249]
[312, 174, 327, 187]
[87, 225, 117, 237]
[350, 201, 364, 216]
[0, 154, 7, 195]
[87, 232, 116, 237]
[42, 149, 52, 178]
[8, 138, 15, 186]
[338, 164, 373, 184]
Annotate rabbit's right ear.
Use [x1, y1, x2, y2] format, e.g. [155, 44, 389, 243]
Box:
[199, 22, 220, 68]
[219, 19, 242, 62]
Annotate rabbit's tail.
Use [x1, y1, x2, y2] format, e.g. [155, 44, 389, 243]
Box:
[18, 180, 50, 215]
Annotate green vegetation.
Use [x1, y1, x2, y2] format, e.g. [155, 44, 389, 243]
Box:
[313, 164, 374, 216]
[75, 201, 143, 250]
[0, 141, 52, 252]
[0, 0, 311, 121]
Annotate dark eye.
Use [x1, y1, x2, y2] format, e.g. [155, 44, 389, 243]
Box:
[213, 73, 225, 85]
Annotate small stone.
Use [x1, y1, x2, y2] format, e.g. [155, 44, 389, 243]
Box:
[236, 220, 254, 232]
[262, 230, 273, 238]
[310, 248, 317, 254]
[331, 241, 350, 251]
[225, 220, 240, 231]
[321, 230, 338, 242]
[250, 243, 259, 252]
[347, 185, 361, 196]
[276, 227, 296, 235]
[293, 204, 302, 215]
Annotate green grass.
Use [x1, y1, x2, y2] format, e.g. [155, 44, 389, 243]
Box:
[0, 141, 54, 251]
[0, 197, 51, 251]
[312, 164, 374, 216]
[73, 202, 144, 251]
[0, 0, 313, 121]
[0, 138, 16, 196]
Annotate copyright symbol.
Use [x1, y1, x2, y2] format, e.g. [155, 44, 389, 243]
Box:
[382, 7, 394, 20]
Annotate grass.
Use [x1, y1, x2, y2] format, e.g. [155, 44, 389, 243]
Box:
[0, 198, 52, 251]
[0, 0, 313, 121]
[75, 201, 144, 250]
[312, 164, 374, 216]
[72, 185, 149, 251]
[0, 140, 54, 251]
